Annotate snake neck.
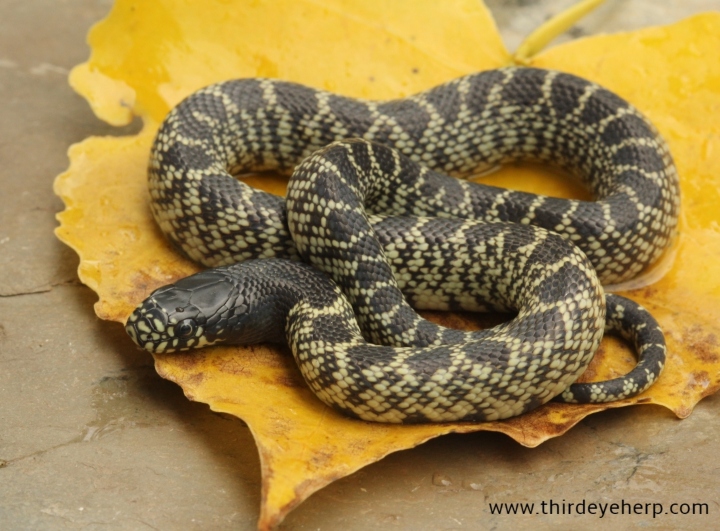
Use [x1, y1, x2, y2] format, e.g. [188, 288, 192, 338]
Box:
[214, 259, 367, 349]
[222, 260, 354, 346]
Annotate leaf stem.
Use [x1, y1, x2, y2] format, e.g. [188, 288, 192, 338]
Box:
[514, 0, 606, 63]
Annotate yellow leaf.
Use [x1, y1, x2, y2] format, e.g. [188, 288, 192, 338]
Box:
[70, 0, 509, 125]
[54, 1, 720, 528]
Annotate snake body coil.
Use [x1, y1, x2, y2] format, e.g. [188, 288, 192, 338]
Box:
[127, 67, 677, 422]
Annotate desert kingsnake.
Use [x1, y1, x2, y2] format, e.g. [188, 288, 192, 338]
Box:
[126, 67, 678, 423]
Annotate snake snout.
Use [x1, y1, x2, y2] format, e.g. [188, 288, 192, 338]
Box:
[125, 304, 172, 353]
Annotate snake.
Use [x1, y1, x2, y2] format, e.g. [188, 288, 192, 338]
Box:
[126, 67, 678, 423]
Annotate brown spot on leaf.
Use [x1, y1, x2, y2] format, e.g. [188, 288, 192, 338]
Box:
[274, 374, 304, 389]
[186, 372, 205, 388]
[214, 356, 253, 377]
[635, 284, 659, 300]
[682, 325, 719, 364]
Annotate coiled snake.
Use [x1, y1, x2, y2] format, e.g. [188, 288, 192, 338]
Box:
[126, 67, 679, 423]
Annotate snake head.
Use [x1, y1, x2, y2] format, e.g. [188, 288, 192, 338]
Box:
[125, 269, 237, 353]
[125, 263, 295, 354]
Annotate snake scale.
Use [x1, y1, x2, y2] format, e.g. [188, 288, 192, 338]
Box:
[126, 67, 679, 423]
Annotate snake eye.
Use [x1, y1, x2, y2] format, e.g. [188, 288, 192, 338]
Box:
[175, 319, 197, 339]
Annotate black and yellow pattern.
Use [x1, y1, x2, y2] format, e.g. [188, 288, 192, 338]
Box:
[127, 67, 676, 423]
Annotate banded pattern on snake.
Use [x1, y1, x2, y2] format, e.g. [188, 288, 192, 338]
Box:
[126, 67, 677, 423]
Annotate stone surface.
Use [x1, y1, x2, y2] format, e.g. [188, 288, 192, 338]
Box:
[1, 0, 718, 529]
